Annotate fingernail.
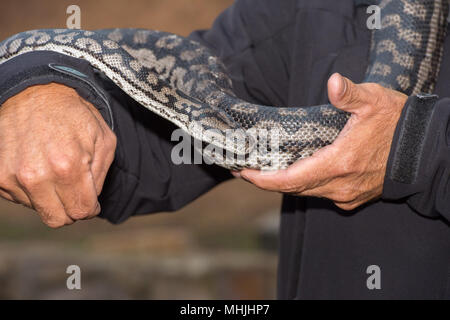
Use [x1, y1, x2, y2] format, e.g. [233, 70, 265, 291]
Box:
[337, 74, 346, 98]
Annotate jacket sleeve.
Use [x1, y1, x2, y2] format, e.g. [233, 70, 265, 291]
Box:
[383, 95, 450, 221]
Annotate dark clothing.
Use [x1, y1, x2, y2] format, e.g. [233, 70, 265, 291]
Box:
[0, 0, 449, 299]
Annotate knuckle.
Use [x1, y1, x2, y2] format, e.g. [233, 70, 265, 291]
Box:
[373, 83, 385, 92]
[44, 215, 66, 229]
[17, 166, 46, 188]
[364, 101, 376, 114]
[68, 201, 98, 220]
[346, 85, 363, 105]
[279, 181, 297, 193]
[335, 203, 354, 211]
[49, 153, 78, 178]
[368, 83, 382, 91]
[338, 157, 355, 175]
[334, 189, 357, 203]
[365, 83, 383, 94]
[346, 203, 358, 211]
[344, 89, 357, 106]
[277, 171, 299, 193]
[68, 207, 92, 220]
[67, 210, 89, 220]
[107, 132, 117, 150]
[369, 84, 385, 106]
[79, 154, 92, 167]
[351, 91, 361, 105]
[0, 177, 10, 190]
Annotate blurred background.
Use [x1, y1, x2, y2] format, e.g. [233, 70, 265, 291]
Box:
[0, 0, 282, 299]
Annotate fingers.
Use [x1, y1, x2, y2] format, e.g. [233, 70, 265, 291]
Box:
[0, 183, 32, 206]
[44, 138, 102, 221]
[235, 75, 403, 213]
[0, 161, 33, 206]
[90, 130, 116, 196]
[55, 170, 101, 221]
[13, 159, 75, 227]
[327, 73, 373, 113]
[14, 149, 101, 226]
[240, 146, 338, 193]
[7, 148, 101, 227]
[19, 178, 74, 228]
[0, 190, 14, 202]
[82, 98, 117, 196]
[90, 152, 109, 196]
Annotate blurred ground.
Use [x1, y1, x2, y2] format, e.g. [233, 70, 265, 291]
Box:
[0, 0, 282, 299]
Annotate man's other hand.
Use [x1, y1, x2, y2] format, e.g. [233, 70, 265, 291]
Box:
[234, 73, 408, 210]
[0, 83, 116, 227]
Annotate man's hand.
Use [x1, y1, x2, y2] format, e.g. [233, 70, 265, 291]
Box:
[234, 73, 408, 210]
[0, 83, 116, 227]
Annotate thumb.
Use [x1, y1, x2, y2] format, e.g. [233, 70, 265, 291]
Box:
[327, 73, 370, 113]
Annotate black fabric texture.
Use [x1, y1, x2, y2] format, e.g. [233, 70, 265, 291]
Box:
[383, 96, 450, 220]
[388, 95, 438, 185]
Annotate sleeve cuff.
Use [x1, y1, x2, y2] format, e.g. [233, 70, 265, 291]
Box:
[383, 94, 450, 218]
[0, 51, 114, 129]
[384, 94, 438, 187]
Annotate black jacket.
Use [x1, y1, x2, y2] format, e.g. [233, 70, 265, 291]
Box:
[0, 0, 449, 299]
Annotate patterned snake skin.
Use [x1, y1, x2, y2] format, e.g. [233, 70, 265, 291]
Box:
[0, 0, 448, 169]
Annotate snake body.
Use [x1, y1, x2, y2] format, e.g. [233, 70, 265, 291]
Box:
[0, 0, 448, 169]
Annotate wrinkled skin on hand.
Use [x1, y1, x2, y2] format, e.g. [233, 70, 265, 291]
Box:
[234, 73, 408, 211]
[0, 83, 116, 228]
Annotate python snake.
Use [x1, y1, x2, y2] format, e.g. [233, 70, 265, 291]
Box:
[0, 0, 448, 170]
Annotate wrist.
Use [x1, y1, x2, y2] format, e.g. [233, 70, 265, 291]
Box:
[1, 83, 82, 115]
[0, 51, 114, 129]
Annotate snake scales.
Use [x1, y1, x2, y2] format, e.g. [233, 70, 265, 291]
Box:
[0, 0, 448, 170]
